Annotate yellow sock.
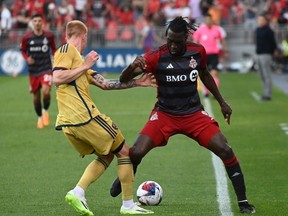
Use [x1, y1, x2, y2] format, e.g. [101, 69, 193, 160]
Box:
[77, 157, 111, 190]
[118, 157, 134, 201]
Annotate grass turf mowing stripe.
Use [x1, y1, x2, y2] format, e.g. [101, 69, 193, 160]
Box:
[203, 97, 234, 216]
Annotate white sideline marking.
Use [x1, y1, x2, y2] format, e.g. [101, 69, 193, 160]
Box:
[250, 91, 261, 102]
[203, 97, 234, 216]
[279, 123, 288, 135]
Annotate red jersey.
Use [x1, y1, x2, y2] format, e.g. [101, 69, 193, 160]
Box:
[20, 31, 56, 77]
[144, 42, 207, 115]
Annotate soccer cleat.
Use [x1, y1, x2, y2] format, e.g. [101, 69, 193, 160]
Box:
[65, 191, 94, 216]
[37, 118, 44, 129]
[239, 201, 256, 214]
[120, 204, 154, 215]
[110, 177, 122, 197]
[43, 111, 50, 126]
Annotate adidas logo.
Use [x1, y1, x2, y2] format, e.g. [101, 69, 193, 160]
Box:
[150, 112, 158, 121]
[231, 172, 241, 177]
[166, 63, 174, 69]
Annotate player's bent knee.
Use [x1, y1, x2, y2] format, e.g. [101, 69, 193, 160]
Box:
[218, 144, 233, 161]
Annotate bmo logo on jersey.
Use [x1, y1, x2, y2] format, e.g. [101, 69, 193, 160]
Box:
[166, 70, 198, 82]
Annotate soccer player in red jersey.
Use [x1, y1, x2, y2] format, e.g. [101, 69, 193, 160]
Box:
[20, 14, 56, 128]
[109, 16, 256, 214]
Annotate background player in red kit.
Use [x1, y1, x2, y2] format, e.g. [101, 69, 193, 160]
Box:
[20, 14, 56, 128]
[109, 16, 256, 214]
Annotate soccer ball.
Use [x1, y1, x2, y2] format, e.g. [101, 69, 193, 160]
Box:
[136, 181, 163, 206]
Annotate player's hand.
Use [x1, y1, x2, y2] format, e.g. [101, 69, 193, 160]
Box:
[27, 56, 35, 65]
[135, 73, 157, 88]
[84, 50, 99, 69]
[220, 101, 232, 125]
[131, 56, 147, 71]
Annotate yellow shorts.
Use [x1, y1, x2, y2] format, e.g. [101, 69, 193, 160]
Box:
[62, 113, 125, 156]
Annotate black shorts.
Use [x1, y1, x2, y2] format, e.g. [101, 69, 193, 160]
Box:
[207, 54, 219, 70]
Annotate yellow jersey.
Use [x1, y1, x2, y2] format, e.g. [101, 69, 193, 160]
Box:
[53, 43, 100, 130]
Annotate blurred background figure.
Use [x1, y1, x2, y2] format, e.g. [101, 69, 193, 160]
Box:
[0, 2, 12, 40]
[20, 14, 56, 128]
[278, 34, 288, 73]
[137, 15, 163, 53]
[56, 0, 74, 31]
[192, 12, 227, 97]
[243, 0, 260, 43]
[255, 12, 278, 101]
[188, 0, 204, 24]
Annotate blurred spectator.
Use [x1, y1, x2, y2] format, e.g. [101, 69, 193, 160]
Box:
[231, 0, 245, 24]
[56, 0, 74, 31]
[188, 0, 204, 23]
[277, 33, 288, 73]
[137, 15, 163, 53]
[105, 19, 118, 41]
[264, 0, 282, 28]
[178, 0, 191, 19]
[217, 0, 236, 25]
[33, 0, 45, 15]
[21, 0, 35, 17]
[277, 3, 288, 25]
[243, 0, 260, 43]
[153, 10, 166, 27]
[43, 0, 57, 30]
[120, 25, 134, 41]
[74, 0, 87, 21]
[117, 4, 134, 41]
[15, 7, 30, 30]
[117, 4, 134, 25]
[0, 2, 12, 39]
[134, 13, 147, 44]
[208, 1, 222, 24]
[145, 0, 161, 19]
[199, 0, 214, 16]
[132, 0, 145, 19]
[163, 0, 180, 23]
[88, 0, 112, 29]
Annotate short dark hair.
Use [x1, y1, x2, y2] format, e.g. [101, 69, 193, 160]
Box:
[165, 16, 198, 36]
[31, 14, 43, 19]
[259, 11, 270, 22]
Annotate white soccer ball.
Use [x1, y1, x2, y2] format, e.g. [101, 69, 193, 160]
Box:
[136, 181, 163, 206]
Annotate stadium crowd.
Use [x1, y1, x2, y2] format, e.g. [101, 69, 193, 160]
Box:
[0, 0, 287, 52]
[1, 0, 288, 33]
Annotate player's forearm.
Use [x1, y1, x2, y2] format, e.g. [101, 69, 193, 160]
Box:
[93, 78, 137, 90]
[120, 63, 144, 83]
[201, 73, 225, 105]
[119, 64, 136, 82]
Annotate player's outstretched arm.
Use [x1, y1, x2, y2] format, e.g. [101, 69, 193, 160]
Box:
[91, 73, 157, 90]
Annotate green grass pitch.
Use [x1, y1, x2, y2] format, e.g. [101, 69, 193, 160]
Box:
[0, 72, 287, 215]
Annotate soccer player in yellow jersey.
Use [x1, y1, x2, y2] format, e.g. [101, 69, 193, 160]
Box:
[53, 20, 155, 215]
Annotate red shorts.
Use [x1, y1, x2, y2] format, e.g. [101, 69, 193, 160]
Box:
[29, 73, 52, 93]
[140, 110, 220, 148]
